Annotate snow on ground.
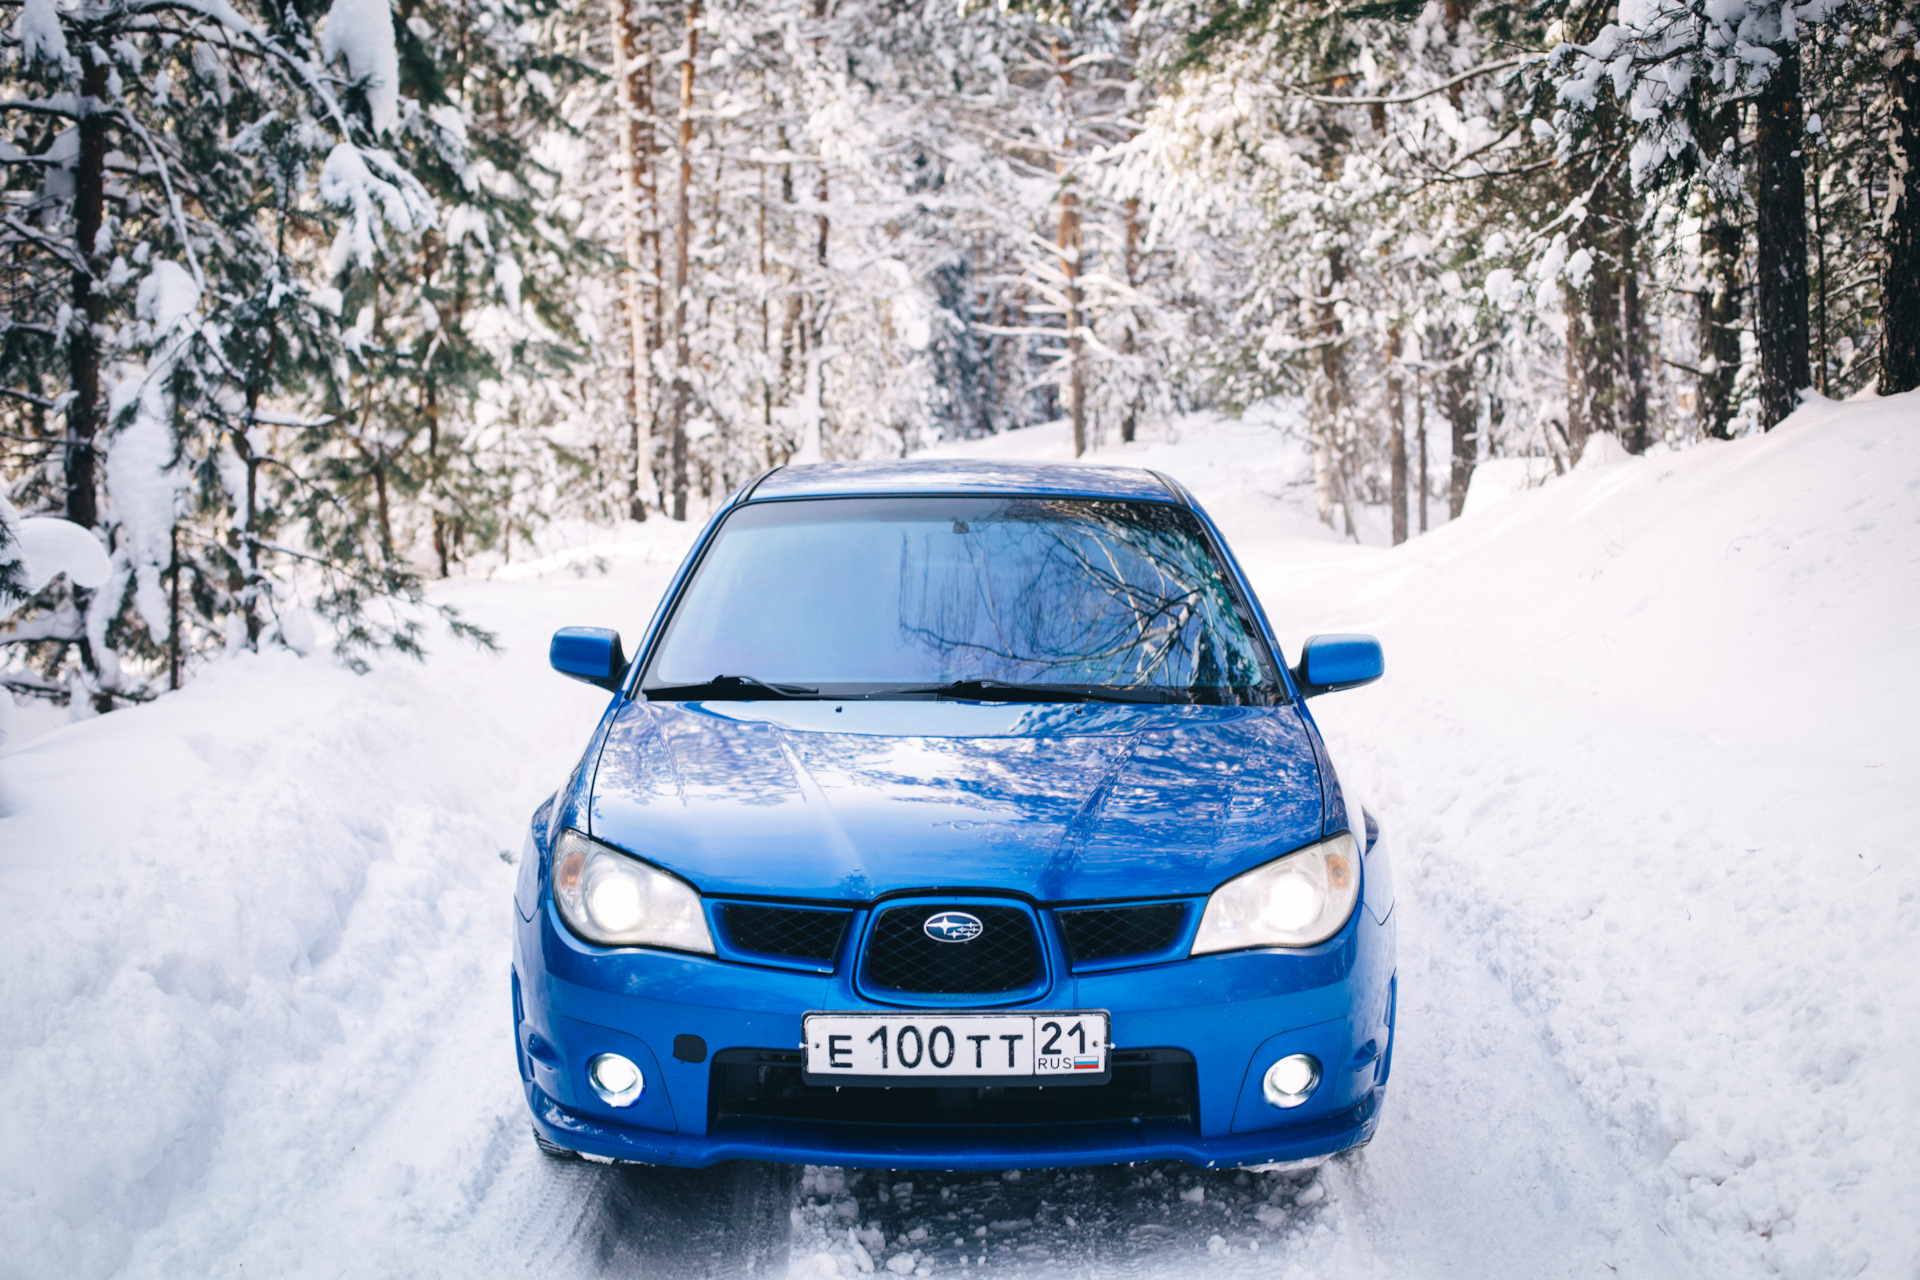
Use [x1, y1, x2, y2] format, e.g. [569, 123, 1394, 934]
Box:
[2, 393, 1914, 1279]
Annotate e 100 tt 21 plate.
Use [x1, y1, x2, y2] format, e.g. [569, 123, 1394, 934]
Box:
[801, 1010, 1110, 1087]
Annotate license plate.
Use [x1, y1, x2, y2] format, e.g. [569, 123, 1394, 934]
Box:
[802, 1010, 1111, 1086]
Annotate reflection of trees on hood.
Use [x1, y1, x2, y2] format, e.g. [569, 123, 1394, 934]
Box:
[596, 702, 1327, 901]
[895, 502, 1265, 691]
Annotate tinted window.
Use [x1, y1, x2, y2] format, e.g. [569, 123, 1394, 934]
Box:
[644, 496, 1279, 702]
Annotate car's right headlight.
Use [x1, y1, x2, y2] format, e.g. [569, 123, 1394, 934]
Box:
[550, 829, 714, 953]
[1190, 831, 1360, 954]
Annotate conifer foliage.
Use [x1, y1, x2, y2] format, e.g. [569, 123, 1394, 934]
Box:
[3, 0, 1914, 705]
[0, 0, 598, 703]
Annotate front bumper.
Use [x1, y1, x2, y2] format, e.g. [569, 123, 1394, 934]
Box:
[513, 893, 1396, 1171]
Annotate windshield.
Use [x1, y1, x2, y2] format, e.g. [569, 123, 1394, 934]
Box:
[642, 496, 1281, 703]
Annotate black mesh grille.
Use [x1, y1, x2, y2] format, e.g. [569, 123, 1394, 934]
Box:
[711, 1048, 1197, 1129]
[721, 905, 849, 963]
[863, 904, 1041, 995]
[1058, 904, 1187, 964]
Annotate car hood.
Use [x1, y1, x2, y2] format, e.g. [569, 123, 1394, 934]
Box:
[587, 698, 1325, 902]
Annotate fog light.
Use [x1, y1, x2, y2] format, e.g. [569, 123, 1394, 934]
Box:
[1263, 1054, 1321, 1108]
[587, 1053, 644, 1106]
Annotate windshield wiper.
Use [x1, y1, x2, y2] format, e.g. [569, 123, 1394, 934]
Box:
[643, 674, 821, 700]
[862, 678, 1175, 704]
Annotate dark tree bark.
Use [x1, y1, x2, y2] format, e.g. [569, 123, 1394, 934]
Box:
[1697, 222, 1743, 439]
[1431, 328, 1474, 519]
[168, 524, 181, 690]
[613, 0, 658, 520]
[1444, 360, 1474, 519]
[1562, 102, 1620, 461]
[1053, 40, 1085, 458]
[1311, 245, 1349, 530]
[1415, 371, 1428, 533]
[1619, 217, 1649, 453]
[1569, 243, 1620, 456]
[234, 324, 279, 647]
[1753, 44, 1812, 428]
[669, 0, 699, 520]
[1697, 103, 1744, 440]
[1882, 32, 1920, 394]
[1121, 195, 1140, 444]
[1387, 327, 1407, 545]
[64, 57, 111, 530]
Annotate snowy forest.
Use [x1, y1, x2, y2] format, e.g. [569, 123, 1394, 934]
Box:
[2, 0, 1918, 705]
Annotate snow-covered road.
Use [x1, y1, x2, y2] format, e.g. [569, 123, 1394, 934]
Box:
[4, 395, 1914, 1279]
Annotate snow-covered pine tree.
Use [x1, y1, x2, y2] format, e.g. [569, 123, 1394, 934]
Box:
[1873, 0, 1919, 392]
[335, 0, 607, 575]
[1546, 0, 1853, 427]
[0, 0, 524, 703]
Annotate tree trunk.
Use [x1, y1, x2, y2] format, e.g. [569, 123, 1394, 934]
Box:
[1312, 246, 1347, 527]
[1753, 44, 1812, 428]
[1697, 97, 1743, 439]
[1121, 195, 1140, 444]
[1811, 128, 1829, 394]
[1881, 32, 1920, 394]
[1445, 369, 1473, 519]
[1415, 370, 1428, 533]
[776, 126, 799, 423]
[1060, 185, 1084, 456]
[815, 171, 830, 269]
[612, 0, 658, 519]
[759, 153, 771, 432]
[373, 453, 393, 563]
[646, 88, 667, 465]
[65, 57, 111, 531]
[1699, 206, 1742, 439]
[1119, 0, 1143, 447]
[1054, 40, 1085, 458]
[237, 324, 278, 647]
[167, 523, 181, 689]
[1435, 330, 1474, 519]
[1387, 327, 1406, 545]
[669, 0, 699, 520]
[1562, 108, 1622, 462]
[1619, 217, 1649, 453]
[1564, 241, 1619, 461]
[811, 0, 830, 271]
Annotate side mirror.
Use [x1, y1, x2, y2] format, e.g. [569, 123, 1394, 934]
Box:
[1294, 634, 1384, 698]
[550, 627, 629, 692]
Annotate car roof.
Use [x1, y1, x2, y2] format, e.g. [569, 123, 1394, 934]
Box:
[746, 459, 1181, 504]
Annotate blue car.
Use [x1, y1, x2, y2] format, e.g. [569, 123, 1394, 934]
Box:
[512, 460, 1395, 1172]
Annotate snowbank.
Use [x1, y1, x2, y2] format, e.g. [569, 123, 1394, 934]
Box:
[1263, 391, 1920, 1277]
[0, 537, 683, 1279]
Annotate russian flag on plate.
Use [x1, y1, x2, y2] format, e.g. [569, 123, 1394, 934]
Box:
[1072, 1057, 1103, 1070]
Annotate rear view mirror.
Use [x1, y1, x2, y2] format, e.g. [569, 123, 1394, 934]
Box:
[1295, 634, 1384, 698]
[550, 627, 629, 692]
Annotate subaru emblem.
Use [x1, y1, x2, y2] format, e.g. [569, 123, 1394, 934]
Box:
[923, 910, 984, 943]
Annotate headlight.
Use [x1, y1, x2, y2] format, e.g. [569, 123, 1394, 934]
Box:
[550, 829, 714, 953]
[1190, 831, 1360, 954]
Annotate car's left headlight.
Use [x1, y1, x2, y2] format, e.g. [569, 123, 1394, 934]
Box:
[550, 829, 714, 953]
[1190, 831, 1360, 954]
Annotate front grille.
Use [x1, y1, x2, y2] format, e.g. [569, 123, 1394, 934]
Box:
[720, 905, 849, 963]
[1058, 904, 1187, 964]
[710, 1048, 1197, 1129]
[862, 903, 1041, 995]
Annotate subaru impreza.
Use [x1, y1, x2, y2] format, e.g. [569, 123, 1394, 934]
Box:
[512, 459, 1394, 1170]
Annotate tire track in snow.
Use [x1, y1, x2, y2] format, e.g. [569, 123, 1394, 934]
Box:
[501, 1155, 796, 1278]
[786, 1161, 1352, 1278]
